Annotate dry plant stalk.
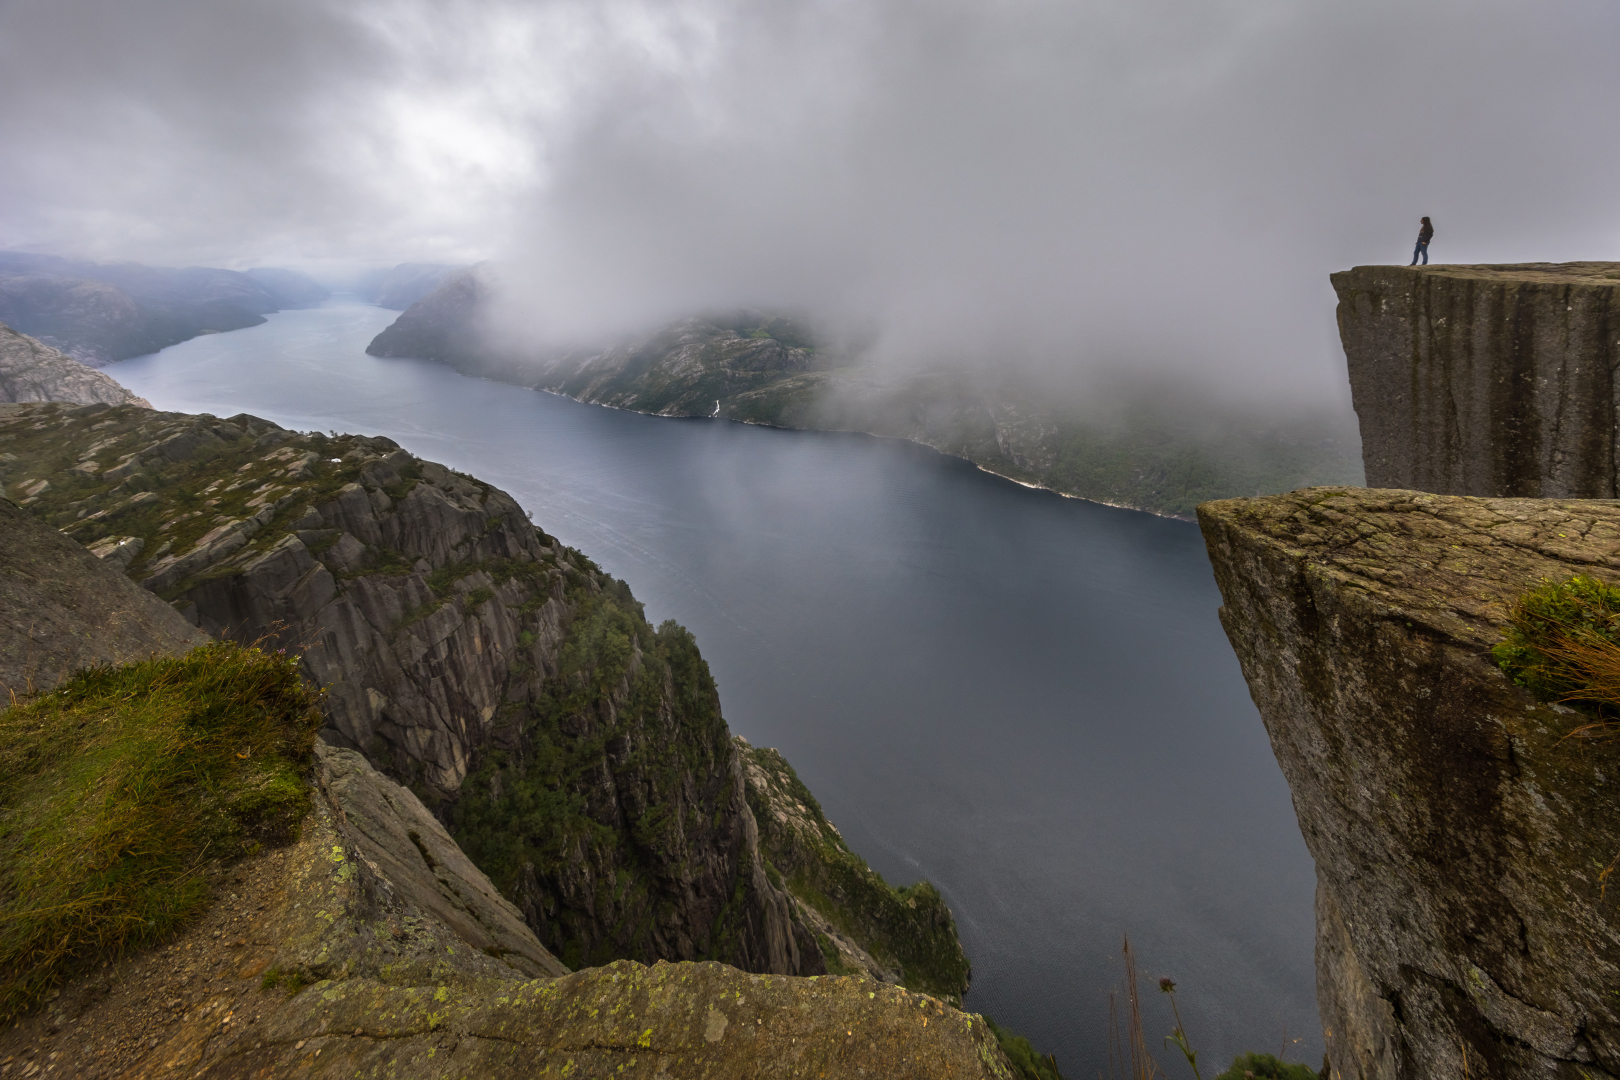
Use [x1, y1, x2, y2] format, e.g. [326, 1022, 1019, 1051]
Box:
[1118, 935, 1159, 1080]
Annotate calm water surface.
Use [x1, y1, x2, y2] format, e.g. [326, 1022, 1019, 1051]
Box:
[115, 298, 1321, 1073]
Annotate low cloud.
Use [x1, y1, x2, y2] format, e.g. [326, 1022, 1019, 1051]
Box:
[4, 0, 1618, 404]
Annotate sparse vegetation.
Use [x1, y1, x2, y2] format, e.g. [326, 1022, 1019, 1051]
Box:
[1212, 1053, 1318, 1080]
[0, 643, 323, 1020]
[737, 741, 972, 1001]
[1492, 574, 1620, 729]
[986, 1016, 1065, 1080]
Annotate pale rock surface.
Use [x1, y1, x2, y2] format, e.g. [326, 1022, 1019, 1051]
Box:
[0, 321, 151, 407]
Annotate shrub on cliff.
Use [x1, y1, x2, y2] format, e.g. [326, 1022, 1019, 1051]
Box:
[1492, 574, 1620, 724]
[0, 643, 323, 1019]
[1212, 1052, 1318, 1080]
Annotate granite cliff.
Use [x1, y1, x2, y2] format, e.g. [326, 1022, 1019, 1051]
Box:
[1201, 487, 1620, 1079]
[0, 400, 969, 1004]
[366, 267, 1360, 518]
[0, 321, 151, 408]
[1335, 262, 1620, 499]
[0, 497, 1008, 1077]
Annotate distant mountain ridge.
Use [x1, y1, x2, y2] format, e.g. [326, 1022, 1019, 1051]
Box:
[354, 262, 463, 310]
[0, 252, 324, 366]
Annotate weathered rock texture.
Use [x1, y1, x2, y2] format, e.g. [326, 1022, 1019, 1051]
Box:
[0, 401, 826, 981]
[0, 473, 206, 698]
[1199, 486, 1620, 1080]
[0, 738, 1010, 1079]
[0, 323, 151, 406]
[1335, 262, 1620, 499]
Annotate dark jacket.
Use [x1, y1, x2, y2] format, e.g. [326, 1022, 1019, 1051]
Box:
[1417, 222, 1434, 244]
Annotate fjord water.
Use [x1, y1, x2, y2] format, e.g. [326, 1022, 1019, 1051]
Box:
[114, 299, 1321, 1072]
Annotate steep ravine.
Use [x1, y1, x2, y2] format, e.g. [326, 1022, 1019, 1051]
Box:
[0, 400, 970, 1002]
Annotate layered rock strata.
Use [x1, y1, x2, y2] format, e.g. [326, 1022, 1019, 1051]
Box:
[0, 323, 151, 407]
[1334, 262, 1620, 499]
[0, 737, 1009, 1079]
[0, 401, 825, 979]
[1199, 486, 1620, 1080]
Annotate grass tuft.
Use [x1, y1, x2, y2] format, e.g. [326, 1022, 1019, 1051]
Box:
[1492, 574, 1620, 733]
[0, 642, 323, 1020]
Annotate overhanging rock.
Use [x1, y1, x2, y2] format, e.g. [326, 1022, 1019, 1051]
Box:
[1200, 486, 1620, 1080]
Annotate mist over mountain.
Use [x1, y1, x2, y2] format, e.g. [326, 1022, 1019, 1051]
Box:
[3, 0, 1619, 412]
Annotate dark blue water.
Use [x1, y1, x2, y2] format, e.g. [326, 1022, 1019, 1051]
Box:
[114, 298, 1322, 1074]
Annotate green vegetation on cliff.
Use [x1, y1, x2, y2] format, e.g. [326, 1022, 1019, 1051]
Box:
[737, 740, 972, 1001]
[1492, 574, 1620, 722]
[0, 643, 322, 1019]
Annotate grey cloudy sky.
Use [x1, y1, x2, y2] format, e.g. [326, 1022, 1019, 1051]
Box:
[3, 0, 1618, 402]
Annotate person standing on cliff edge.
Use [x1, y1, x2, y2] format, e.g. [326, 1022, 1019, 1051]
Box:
[1410, 216, 1434, 265]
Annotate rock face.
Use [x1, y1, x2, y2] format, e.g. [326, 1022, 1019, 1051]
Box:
[0, 736, 1011, 1079]
[0, 323, 152, 406]
[0, 401, 827, 981]
[738, 738, 973, 1003]
[0, 472, 206, 697]
[1334, 262, 1620, 499]
[0, 251, 296, 365]
[1199, 486, 1620, 1080]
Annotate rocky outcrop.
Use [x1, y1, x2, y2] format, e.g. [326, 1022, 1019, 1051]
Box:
[0, 323, 152, 406]
[0, 475, 205, 698]
[738, 738, 973, 1004]
[0, 400, 827, 981]
[0, 734, 1010, 1079]
[0, 251, 296, 365]
[1334, 262, 1620, 499]
[1199, 486, 1620, 1080]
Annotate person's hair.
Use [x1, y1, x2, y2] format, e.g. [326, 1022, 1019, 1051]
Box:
[1421, 216, 1431, 225]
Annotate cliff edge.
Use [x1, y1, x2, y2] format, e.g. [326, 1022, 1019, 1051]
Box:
[1200, 487, 1620, 1079]
[1334, 262, 1620, 499]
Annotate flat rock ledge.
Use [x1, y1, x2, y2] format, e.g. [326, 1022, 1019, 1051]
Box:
[0, 739, 1010, 1080]
[1199, 486, 1620, 1080]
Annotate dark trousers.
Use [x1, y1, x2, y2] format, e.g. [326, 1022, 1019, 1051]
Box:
[1411, 241, 1429, 265]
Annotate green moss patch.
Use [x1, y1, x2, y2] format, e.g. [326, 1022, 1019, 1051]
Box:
[1492, 574, 1620, 721]
[0, 643, 323, 1019]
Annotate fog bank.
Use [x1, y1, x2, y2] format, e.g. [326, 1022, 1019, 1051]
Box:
[4, 0, 1619, 405]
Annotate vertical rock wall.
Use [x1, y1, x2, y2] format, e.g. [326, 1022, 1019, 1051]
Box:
[1200, 488, 1620, 1080]
[1334, 263, 1620, 498]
